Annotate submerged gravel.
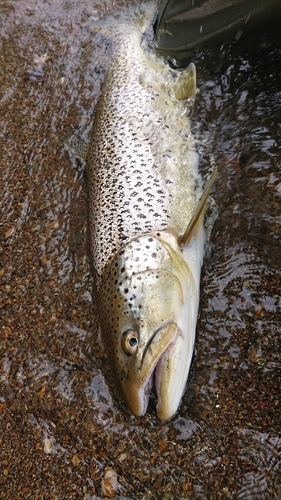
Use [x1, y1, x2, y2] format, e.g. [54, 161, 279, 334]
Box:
[1, 1, 281, 498]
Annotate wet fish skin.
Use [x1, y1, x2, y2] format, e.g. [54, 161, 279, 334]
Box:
[87, 13, 214, 420]
[87, 20, 199, 284]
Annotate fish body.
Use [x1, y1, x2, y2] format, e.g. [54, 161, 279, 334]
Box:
[87, 10, 215, 420]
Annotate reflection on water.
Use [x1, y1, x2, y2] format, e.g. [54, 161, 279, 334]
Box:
[0, 0, 280, 498]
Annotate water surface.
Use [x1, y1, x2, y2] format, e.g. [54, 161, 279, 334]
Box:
[0, 1, 280, 498]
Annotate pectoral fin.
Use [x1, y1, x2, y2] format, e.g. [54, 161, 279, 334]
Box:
[180, 166, 217, 247]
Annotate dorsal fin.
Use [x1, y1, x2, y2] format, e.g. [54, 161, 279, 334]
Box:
[179, 166, 217, 247]
[173, 62, 197, 101]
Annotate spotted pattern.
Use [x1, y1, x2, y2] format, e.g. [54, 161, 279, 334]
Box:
[97, 233, 181, 383]
[86, 24, 201, 288]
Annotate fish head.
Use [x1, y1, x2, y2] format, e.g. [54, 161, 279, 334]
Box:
[98, 232, 198, 421]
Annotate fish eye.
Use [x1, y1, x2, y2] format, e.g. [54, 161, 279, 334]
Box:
[122, 330, 139, 355]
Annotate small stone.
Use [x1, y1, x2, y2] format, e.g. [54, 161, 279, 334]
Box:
[0, 403, 6, 414]
[248, 345, 263, 363]
[183, 481, 192, 491]
[72, 454, 80, 466]
[152, 481, 162, 491]
[44, 437, 53, 454]
[49, 220, 59, 229]
[118, 452, 127, 462]
[101, 467, 118, 498]
[157, 439, 167, 452]
[34, 54, 50, 64]
[0, 268, 5, 277]
[5, 227, 15, 239]
[38, 386, 46, 398]
[64, 116, 76, 126]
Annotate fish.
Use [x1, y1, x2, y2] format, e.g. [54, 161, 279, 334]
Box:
[86, 5, 217, 421]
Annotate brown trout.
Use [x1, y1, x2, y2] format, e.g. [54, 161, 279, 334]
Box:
[86, 5, 216, 421]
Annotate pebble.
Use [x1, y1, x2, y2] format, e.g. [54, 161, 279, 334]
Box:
[5, 227, 15, 239]
[44, 437, 53, 454]
[72, 454, 81, 466]
[101, 467, 118, 498]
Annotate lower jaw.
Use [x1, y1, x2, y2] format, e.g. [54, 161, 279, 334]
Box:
[125, 336, 179, 418]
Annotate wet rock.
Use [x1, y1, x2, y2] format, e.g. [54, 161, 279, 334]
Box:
[248, 344, 264, 364]
[43, 437, 53, 454]
[72, 454, 80, 466]
[4, 227, 15, 239]
[101, 467, 119, 498]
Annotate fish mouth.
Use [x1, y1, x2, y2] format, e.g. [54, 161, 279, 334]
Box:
[120, 321, 182, 421]
[139, 320, 175, 370]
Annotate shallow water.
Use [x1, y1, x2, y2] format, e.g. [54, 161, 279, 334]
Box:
[0, 1, 280, 499]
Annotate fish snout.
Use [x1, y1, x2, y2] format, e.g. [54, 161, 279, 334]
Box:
[117, 321, 178, 417]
